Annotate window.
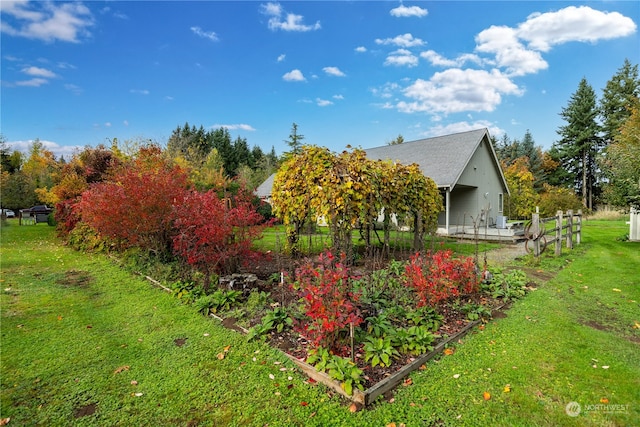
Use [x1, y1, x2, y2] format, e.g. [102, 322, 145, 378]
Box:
[498, 193, 503, 213]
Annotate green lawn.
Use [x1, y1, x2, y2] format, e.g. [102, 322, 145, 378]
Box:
[1, 219, 638, 426]
[255, 224, 499, 257]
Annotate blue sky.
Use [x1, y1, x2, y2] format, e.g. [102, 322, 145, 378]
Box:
[1, 1, 638, 159]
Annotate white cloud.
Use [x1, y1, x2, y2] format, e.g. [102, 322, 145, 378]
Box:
[282, 69, 306, 81]
[261, 2, 320, 32]
[316, 98, 333, 107]
[475, 25, 547, 76]
[57, 61, 76, 69]
[471, 5, 635, 77]
[355, 46, 367, 53]
[517, 6, 637, 52]
[333, 94, 344, 100]
[398, 68, 523, 114]
[21, 66, 57, 78]
[420, 50, 484, 68]
[105, 122, 112, 128]
[1, 1, 94, 43]
[123, 120, 129, 126]
[384, 49, 419, 68]
[130, 89, 150, 95]
[212, 124, 256, 131]
[164, 96, 174, 101]
[277, 53, 286, 62]
[375, 33, 424, 48]
[64, 83, 82, 94]
[16, 78, 48, 87]
[390, 5, 428, 18]
[370, 82, 401, 99]
[423, 120, 505, 138]
[190, 26, 219, 42]
[323, 66, 346, 77]
[7, 139, 81, 159]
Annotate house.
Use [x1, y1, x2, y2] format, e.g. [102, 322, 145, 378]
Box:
[256, 128, 512, 238]
[364, 128, 510, 236]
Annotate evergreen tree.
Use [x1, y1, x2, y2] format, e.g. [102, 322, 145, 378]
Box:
[600, 59, 640, 145]
[284, 123, 305, 155]
[555, 78, 603, 209]
[387, 134, 404, 145]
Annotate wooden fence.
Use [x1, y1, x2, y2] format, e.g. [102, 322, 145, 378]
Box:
[527, 209, 582, 257]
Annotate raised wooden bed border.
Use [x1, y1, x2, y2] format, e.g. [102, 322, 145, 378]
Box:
[135, 269, 497, 408]
[284, 319, 481, 406]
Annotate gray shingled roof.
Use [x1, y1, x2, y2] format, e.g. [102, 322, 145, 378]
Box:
[255, 172, 275, 199]
[364, 128, 489, 189]
[255, 128, 495, 198]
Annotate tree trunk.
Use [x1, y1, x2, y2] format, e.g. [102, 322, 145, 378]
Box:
[582, 150, 588, 208]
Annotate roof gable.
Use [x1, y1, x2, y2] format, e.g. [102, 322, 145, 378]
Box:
[363, 128, 494, 189]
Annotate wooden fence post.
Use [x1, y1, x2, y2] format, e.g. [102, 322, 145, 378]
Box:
[566, 209, 573, 250]
[576, 209, 582, 245]
[532, 212, 540, 257]
[555, 210, 563, 256]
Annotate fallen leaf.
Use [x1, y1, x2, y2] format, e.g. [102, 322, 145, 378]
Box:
[57, 315, 63, 321]
[279, 367, 287, 371]
[386, 423, 396, 427]
[453, 374, 461, 379]
[403, 378, 413, 386]
[300, 401, 308, 406]
[130, 380, 138, 385]
[349, 402, 358, 413]
[216, 352, 225, 360]
[309, 411, 316, 418]
[419, 364, 427, 370]
[287, 376, 293, 381]
[86, 325, 92, 329]
[600, 397, 609, 404]
[444, 348, 454, 355]
[307, 378, 317, 384]
[602, 365, 609, 369]
[612, 288, 621, 292]
[287, 384, 294, 389]
[114, 366, 130, 374]
[0, 418, 10, 426]
[203, 333, 210, 337]
[134, 392, 143, 397]
[483, 391, 491, 401]
[388, 397, 395, 403]
[275, 391, 281, 396]
[634, 321, 640, 330]
[503, 384, 511, 393]
[269, 374, 275, 380]
[224, 345, 231, 352]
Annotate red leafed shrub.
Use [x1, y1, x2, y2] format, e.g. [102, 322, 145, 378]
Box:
[404, 250, 478, 307]
[172, 188, 265, 282]
[77, 149, 190, 254]
[293, 251, 362, 351]
[54, 198, 81, 236]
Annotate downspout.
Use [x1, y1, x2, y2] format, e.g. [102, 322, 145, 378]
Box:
[446, 187, 451, 235]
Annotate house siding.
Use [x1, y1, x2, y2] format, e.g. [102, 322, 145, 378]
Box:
[452, 136, 506, 227]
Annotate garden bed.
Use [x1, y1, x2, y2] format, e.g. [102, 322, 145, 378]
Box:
[178, 251, 533, 408]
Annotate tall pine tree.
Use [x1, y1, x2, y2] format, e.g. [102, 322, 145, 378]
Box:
[600, 59, 640, 145]
[555, 78, 602, 209]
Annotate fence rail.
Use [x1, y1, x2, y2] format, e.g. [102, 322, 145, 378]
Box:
[525, 209, 582, 257]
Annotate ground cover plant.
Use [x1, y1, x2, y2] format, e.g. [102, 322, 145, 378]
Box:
[1, 219, 638, 426]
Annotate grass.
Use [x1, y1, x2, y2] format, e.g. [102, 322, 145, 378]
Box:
[255, 224, 500, 258]
[1, 218, 639, 426]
